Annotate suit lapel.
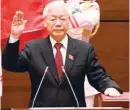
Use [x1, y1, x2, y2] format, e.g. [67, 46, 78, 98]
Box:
[60, 36, 78, 84]
[40, 37, 59, 83]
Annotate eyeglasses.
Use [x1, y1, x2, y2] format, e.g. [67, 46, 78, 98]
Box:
[46, 16, 69, 24]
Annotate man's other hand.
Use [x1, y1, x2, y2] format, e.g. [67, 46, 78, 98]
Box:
[104, 88, 121, 97]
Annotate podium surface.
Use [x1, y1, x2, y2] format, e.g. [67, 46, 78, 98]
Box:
[6, 107, 123, 110]
[98, 92, 130, 108]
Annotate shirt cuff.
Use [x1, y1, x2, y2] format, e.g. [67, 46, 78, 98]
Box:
[9, 35, 19, 43]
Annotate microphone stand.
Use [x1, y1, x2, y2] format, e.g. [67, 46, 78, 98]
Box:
[31, 66, 49, 108]
[62, 66, 80, 109]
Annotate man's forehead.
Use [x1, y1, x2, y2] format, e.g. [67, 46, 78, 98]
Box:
[47, 15, 69, 18]
[64, 0, 93, 2]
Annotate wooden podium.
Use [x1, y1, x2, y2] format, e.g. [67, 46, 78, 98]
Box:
[9, 107, 123, 110]
[97, 92, 130, 108]
[2, 93, 130, 110]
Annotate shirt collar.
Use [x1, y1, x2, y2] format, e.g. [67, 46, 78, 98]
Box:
[50, 35, 68, 49]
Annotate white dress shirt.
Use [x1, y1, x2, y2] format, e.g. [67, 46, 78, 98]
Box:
[9, 35, 19, 43]
[50, 35, 68, 66]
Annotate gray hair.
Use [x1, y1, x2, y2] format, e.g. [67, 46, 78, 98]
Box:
[42, 1, 67, 18]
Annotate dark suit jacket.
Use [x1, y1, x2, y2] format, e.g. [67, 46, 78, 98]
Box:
[2, 36, 122, 107]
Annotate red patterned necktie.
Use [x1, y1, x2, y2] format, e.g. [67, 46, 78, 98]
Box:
[54, 43, 63, 79]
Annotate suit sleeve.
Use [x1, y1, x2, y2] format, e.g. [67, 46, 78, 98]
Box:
[86, 45, 123, 94]
[2, 39, 31, 72]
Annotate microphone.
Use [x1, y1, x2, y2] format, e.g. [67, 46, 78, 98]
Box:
[61, 66, 79, 108]
[31, 66, 49, 108]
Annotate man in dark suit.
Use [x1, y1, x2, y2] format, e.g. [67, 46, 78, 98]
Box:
[2, 1, 122, 107]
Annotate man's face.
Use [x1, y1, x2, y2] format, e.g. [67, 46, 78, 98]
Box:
[44, 4, 69, 38]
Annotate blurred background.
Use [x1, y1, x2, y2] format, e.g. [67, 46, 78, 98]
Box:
[1, 0, 129, 108]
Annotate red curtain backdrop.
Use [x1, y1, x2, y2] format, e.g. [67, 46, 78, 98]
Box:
[1, 0, 52, 51]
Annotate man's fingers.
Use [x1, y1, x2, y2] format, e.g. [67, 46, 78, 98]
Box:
[16, 10, 24, 21]
[12, 11, 24, 26]
[12, 15, 19, 26]
[111, 91, 121, 97]
[104, 88, 121, 97]
[13, 15, 17, 22]
[108, 90, 121, 97]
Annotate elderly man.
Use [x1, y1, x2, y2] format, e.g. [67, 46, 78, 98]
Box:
[2, 1, 122, 107]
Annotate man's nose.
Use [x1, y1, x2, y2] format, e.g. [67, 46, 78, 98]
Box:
[54, 19, 62, 27]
